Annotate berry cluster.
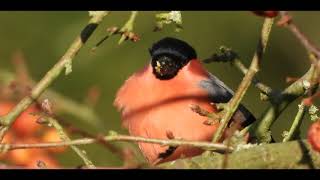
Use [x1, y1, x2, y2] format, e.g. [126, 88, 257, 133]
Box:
[0, 102, 67, 168]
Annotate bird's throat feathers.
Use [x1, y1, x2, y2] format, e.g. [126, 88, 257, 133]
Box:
[114, 59, 211, 127]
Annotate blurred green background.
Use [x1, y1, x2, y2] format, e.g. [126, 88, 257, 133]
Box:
[0, 11, 319, 167]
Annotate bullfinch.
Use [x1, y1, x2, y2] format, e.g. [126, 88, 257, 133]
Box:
[114, 37, 256, 164]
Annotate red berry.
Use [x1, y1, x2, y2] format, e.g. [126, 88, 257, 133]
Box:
[252, 11, 279, 18]
[308, 120, 320, 152]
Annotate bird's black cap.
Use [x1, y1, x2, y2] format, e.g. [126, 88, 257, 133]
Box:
[149, 37, 197, 62]
[149, 37, 198, 80]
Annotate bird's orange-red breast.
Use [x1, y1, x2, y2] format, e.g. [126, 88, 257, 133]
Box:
[114, 37, 255, 164]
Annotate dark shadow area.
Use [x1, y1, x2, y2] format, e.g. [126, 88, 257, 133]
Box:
[80, 23, 98, 43]
[297, 139, 315, 169]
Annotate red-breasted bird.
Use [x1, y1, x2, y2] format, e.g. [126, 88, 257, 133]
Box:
[114, 37, 256, 164]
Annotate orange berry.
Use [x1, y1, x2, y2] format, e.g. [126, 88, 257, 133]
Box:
[0, 132, 14, 160]
[308, 120, 320, 152]
[6, 138, 42, 165]
[7, 149, 37, 165]
[25, 153, 60, 169]
[11, 105, 42, 137]
[0, 102, 15, 116]
[41, 129, 67, 153]
[0, 101, 42, 137]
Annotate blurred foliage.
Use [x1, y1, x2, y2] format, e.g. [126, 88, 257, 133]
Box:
[0, 11, 319, 167]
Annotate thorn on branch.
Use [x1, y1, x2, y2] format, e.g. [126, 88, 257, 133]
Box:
[189, 104, 220, 125]
[286, 76, 300, 84]
[36, 160, 47, 169]
[189, 104, 210, 117]
[276, 12, 292, 27]
[166, 130, 175, 139]
[36, 117, 49, 125]
[91, 26, 140, 52]
[41, 99, 54, 116]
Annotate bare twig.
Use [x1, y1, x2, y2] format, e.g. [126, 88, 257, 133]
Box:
[118, 11, 138, 44]
[0, 11, 109, 141]
[232, 59, 274, 100]
[91, 11, 139, 51]
[45, 115, 95, 168]
[278, 11, 320, 59]
[212, 18, 274, 143]
[204, 48, 274, 100]
[56, 116, 126, 162]
[38, 99, 95, 168]
[0, 134, 232, 152]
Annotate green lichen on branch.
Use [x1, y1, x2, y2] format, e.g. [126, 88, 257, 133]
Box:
[251, 64, 319, 143]
[282, 102, 306, 142]
[154, 11, 183, 32]
[160, 140, 320, 169]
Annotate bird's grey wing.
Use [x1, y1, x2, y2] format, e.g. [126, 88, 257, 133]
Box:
[199, 73, 234, 103]
[198, 73, 256, 127]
